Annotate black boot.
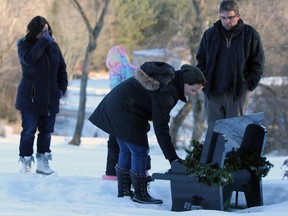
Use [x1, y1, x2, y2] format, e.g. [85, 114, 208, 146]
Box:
[130, 170, 163, 204]
[115, 165, 133, 198]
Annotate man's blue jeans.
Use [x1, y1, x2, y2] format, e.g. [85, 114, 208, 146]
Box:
[116, 138, 149, 176]
[19, 111, 56, 156]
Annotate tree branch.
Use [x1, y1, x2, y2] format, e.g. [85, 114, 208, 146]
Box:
[93, 0, 110, 38]
[70, 0, 93, 32]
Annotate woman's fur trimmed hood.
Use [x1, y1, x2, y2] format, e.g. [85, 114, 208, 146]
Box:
[133, 62, 175, 91]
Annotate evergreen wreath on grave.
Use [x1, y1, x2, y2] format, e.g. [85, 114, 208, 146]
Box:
[183, 140, 274, 187]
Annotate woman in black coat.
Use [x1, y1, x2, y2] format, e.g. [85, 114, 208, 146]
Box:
[89, 62, 206, 204]
[16, 16, 68, 175]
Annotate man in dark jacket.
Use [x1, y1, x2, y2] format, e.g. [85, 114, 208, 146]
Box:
[89, 62, 206, 204]
[16, 16, 68, 175]
[196, 0, 265, 127]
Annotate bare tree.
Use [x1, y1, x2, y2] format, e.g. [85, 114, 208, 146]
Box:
[69, 0, 110, 145]
[170, 0, 207, 147]
[170, 103, 192, 146]
[189, 0, 207, 143]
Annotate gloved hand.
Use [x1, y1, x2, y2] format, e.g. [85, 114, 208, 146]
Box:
[175, 158, 183, 164]
[59, 90, 64, 99]
[168, 157, 181, 164]
[42, 33, 54, 43]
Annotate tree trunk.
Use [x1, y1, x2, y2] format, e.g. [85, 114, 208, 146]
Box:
[190, 0, 206, 142]
[190, 92, 205, 143]
[69, 50, 90, 145]
[170, 102, 192, 148]
[69, 0, 110, 145]
[169, 0, 207, 147]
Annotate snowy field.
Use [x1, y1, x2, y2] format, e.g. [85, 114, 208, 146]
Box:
[0, 134, 288, 216]
[1, 76, 287, 215]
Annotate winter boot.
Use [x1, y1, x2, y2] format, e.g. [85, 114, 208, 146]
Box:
[115, 165, 133, 198]
[36, 152, 54, 175]
[130, 170, 163, 204]
[19, 155, 34, 173]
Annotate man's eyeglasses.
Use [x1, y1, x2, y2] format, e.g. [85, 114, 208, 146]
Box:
[220, 14, 238, 21]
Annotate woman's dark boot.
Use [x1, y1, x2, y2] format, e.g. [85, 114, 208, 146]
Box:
[115, 165, 133, 198]
[130, 170, 163, 204]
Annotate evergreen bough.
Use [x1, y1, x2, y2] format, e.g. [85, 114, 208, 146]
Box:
[183, 140, 274, 187]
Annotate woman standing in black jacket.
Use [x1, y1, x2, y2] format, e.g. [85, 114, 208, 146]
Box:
[89, 62, 206, 204]
[16, 16, 68, 175]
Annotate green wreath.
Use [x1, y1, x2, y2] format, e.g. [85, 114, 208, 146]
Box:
[183, 140, 274, 187]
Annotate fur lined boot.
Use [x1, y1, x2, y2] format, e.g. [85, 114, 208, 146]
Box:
[19, 155, 34, 173]
[36, 152, 54, 175]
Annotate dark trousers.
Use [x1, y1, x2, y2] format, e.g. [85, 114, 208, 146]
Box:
[204, 91, 248, 127]
[19, 111, 56, 156]
[105, 135, 120, 175]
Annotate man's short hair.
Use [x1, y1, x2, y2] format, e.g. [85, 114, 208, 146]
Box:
[220, 0, 239, 14]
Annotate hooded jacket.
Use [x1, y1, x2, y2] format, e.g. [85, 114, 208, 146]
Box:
[89, 62, 187, 161]
[106, 45, 136, 89]
[15, 36, 68, 116]
[196, 19, 265, 100]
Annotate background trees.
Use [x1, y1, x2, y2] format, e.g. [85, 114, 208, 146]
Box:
[0, 0, 287, 154]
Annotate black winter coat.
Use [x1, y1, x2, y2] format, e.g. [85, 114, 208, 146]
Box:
[196, 19, 265, 100]
[15, 36, 68, 116]
[89, 67, 187, 161]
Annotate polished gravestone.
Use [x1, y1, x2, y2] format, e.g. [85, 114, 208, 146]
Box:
[201, 112, 264, 164]
[152, 113, 266, 211]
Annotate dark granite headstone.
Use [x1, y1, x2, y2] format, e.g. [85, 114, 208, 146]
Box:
[201, 112, 264, 164]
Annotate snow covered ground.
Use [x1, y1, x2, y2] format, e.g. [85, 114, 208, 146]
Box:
[0, 134, 288, 216]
